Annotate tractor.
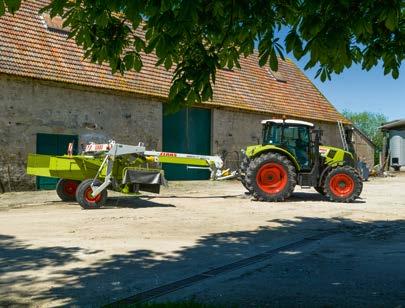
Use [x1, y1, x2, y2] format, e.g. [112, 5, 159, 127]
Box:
[240, 119, 363, 202]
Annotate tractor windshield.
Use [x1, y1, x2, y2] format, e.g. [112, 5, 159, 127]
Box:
[263, 123, 311, 169]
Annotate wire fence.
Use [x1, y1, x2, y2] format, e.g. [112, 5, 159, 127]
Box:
[220, 150, 242, 172]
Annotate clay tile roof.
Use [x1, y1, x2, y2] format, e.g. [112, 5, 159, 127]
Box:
[0, 0, 348, 124]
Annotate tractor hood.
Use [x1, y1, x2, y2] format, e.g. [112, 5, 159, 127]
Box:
[319, 145, 355, 166]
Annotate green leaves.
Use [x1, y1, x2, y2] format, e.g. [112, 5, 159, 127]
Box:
[258, 35, 284, 72]
[0, 1, 5, 16]
[123, 52, 142, 72]
[285, 29, 304, 60]
[3, 0, 403, 109]
[269, 47, 278, 71]
[0, 0, 21, 15]
[315, 67, 331, 82]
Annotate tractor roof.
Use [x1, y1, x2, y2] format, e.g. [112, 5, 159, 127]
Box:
[261, 119, 314, 127]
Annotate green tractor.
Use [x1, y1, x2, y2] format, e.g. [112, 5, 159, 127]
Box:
[240, 119, 363, 202]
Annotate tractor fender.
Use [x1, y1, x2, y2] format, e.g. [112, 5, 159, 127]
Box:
[248, 145, 300, 171]
[318, 165, 333, 187]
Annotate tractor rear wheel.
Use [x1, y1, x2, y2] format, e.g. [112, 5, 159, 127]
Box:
[56, 179, 80, 201]
[246, 153, 296, 201]
[324, 166, 362, 202]
[75, 179, 107, 209]
[240, 155, 252, 193]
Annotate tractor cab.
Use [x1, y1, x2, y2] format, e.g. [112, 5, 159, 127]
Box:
[261, 119, 314, 170]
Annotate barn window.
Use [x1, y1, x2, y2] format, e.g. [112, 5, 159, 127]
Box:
[268, 69, 287, 83]
[41, 13, 70, 35]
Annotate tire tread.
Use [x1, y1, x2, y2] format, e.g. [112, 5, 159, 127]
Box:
[324, 166, 363, 203]
[245, 152, 296, 202]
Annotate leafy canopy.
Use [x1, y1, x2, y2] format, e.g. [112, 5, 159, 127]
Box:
[1, 0, 404, 109]
[342, 110, 388, 151]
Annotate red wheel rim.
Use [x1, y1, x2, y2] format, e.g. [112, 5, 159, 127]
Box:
[330, 174, 354, 197]
[63, 180, 78, 197]
[256, 163, 288, 194]
[84, 187, 102, 203]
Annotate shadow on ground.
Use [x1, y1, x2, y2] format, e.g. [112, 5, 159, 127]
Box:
[288, 192, 367, 203]
[1, 218, 404, 306]
[139, 194, 245, 200]
[104, 197, 176, 209]
[141, 191, 366, 203]
[49, 197, 176, 209]
[0, 235, 102, 306]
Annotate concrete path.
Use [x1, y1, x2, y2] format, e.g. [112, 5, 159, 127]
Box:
[0, 175, 404, 306]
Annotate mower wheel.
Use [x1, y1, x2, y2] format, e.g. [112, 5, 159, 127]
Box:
[75, 179, 107, 209]
[246, 152, 297, 201]
[56, 179, 80, 201]
[324, 166, 362, 203]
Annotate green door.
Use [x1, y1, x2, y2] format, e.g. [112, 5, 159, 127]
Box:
[36, 133, 78, 189]
[163, 107, 211, 180]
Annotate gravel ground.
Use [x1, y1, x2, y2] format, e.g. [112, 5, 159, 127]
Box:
[0, 174, 404, 306]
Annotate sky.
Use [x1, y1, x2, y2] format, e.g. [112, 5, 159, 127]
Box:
[289, 58, 405, 121]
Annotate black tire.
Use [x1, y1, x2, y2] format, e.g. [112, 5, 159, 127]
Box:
[56, 179, 81, 201]
[246, 152, 297, 201]
[314, 186, 326, 195]
[75, 179, 107, 209]
[240, 155, 252, 192]
[324, 166, 363, 203]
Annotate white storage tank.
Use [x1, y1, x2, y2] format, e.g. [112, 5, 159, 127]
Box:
[380, 119, 405, 171]
[389, 130, 405, 168]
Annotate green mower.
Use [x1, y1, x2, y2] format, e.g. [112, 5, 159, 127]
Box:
[27, 141, 231, 209]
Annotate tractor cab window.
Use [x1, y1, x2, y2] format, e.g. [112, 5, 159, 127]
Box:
[263, 124, 311, 169]
[263, 124, 282, 145]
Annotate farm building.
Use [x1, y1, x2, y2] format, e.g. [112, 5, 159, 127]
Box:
[0, 0, 374, 191]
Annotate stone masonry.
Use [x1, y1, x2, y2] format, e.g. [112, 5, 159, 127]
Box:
[0, 74, 162, 191]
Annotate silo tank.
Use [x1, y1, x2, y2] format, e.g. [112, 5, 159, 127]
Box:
[389, 130, 405, 166]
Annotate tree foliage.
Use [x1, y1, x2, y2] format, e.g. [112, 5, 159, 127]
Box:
[1, 0, 404, 109]
[342, 110, 388, 151]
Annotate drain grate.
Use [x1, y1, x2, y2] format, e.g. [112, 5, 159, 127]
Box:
[106, 230, 337, 306]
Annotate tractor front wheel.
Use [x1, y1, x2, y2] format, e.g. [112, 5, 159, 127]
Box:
[56, 179, 80, 201]
[246, 153, 296, 201]
[324, 166, 362, 202]
[75, 179, 107, 209]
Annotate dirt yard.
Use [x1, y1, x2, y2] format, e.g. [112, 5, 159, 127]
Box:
[0, 175, 404, 306]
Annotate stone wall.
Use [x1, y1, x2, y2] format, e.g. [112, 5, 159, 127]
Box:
[352, 131, 375, 168]
[212, 109, 264, 169]
[317, 122, 344, 148]
[0, 74, 162, 191]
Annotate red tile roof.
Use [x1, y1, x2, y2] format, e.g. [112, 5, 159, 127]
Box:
[0, 0, 348, 123]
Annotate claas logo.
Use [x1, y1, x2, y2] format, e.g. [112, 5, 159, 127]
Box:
[159, 152, 177, 157]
